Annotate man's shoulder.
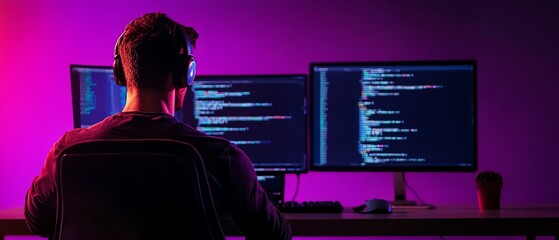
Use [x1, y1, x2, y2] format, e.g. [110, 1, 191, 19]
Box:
[58, 123, 107, 145]
[180, 135, 244, 157]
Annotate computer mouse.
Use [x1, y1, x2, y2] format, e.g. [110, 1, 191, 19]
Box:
[353, 198, 393, 214]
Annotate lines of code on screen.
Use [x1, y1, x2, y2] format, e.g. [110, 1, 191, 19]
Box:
[184, 76, 307, 172]
[72, 67, 126, 128]
[312, 63, 475, 169]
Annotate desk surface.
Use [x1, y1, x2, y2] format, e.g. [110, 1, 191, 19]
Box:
[2, 207, 559, 237]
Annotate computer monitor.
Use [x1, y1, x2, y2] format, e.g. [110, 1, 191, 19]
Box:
[310, 60, 477, 205]
[70, 65, 183, 128]
[182, 75, 308, 173]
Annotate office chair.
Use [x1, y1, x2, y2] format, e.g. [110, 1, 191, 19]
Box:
[54, 139, 225, 240]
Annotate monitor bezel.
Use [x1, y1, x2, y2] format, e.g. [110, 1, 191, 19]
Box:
[70, 64, 115, 129]
[309, 60, 478, 172]
[189, 74, 310, 174]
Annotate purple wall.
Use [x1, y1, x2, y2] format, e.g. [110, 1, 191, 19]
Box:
[1, 0, 559, 239]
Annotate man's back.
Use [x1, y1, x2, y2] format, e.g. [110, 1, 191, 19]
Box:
[25, 112, 292, 239]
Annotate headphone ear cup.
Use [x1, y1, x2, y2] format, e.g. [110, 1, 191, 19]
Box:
[173, 54, 190, 88]
[113, 55, 126, 86]
[186, 56, 196, 86]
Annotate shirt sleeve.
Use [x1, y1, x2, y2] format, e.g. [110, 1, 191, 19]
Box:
[24, 144, 58, 237]
[24, 134, 69, 237]
[223, 144, 292, 240]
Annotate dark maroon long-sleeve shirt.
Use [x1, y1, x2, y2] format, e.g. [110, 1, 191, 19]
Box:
[25, 112, 292, 239]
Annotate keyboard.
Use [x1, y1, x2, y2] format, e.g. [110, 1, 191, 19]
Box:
[277, 201, 344, 213]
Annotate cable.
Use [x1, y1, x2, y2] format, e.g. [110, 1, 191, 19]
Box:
[290, 173, 301, 202]
[402, 173, 426, 205]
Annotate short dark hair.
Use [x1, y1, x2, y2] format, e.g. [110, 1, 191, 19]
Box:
[117, 12, 198, 90]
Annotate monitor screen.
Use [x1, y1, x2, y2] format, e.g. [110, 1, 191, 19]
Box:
[310, 60, 477, 171]
[70, 65, 183, 128]
[183, 75, 308, 173]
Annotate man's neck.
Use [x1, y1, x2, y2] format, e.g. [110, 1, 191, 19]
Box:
[122, 88, 176, 115]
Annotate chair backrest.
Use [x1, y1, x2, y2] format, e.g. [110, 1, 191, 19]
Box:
[54, 139, 225, 240]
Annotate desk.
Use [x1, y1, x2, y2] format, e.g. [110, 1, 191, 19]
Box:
[1, 207, 558, 239]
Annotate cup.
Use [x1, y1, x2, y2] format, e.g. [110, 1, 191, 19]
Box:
[476, 171, 503, 211]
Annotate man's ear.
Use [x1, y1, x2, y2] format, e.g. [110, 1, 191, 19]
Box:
[175, 87, 187, 110]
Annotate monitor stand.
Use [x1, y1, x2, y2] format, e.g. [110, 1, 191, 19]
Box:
[391, 172, 435, 209]
[256, 173, 285, 206]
